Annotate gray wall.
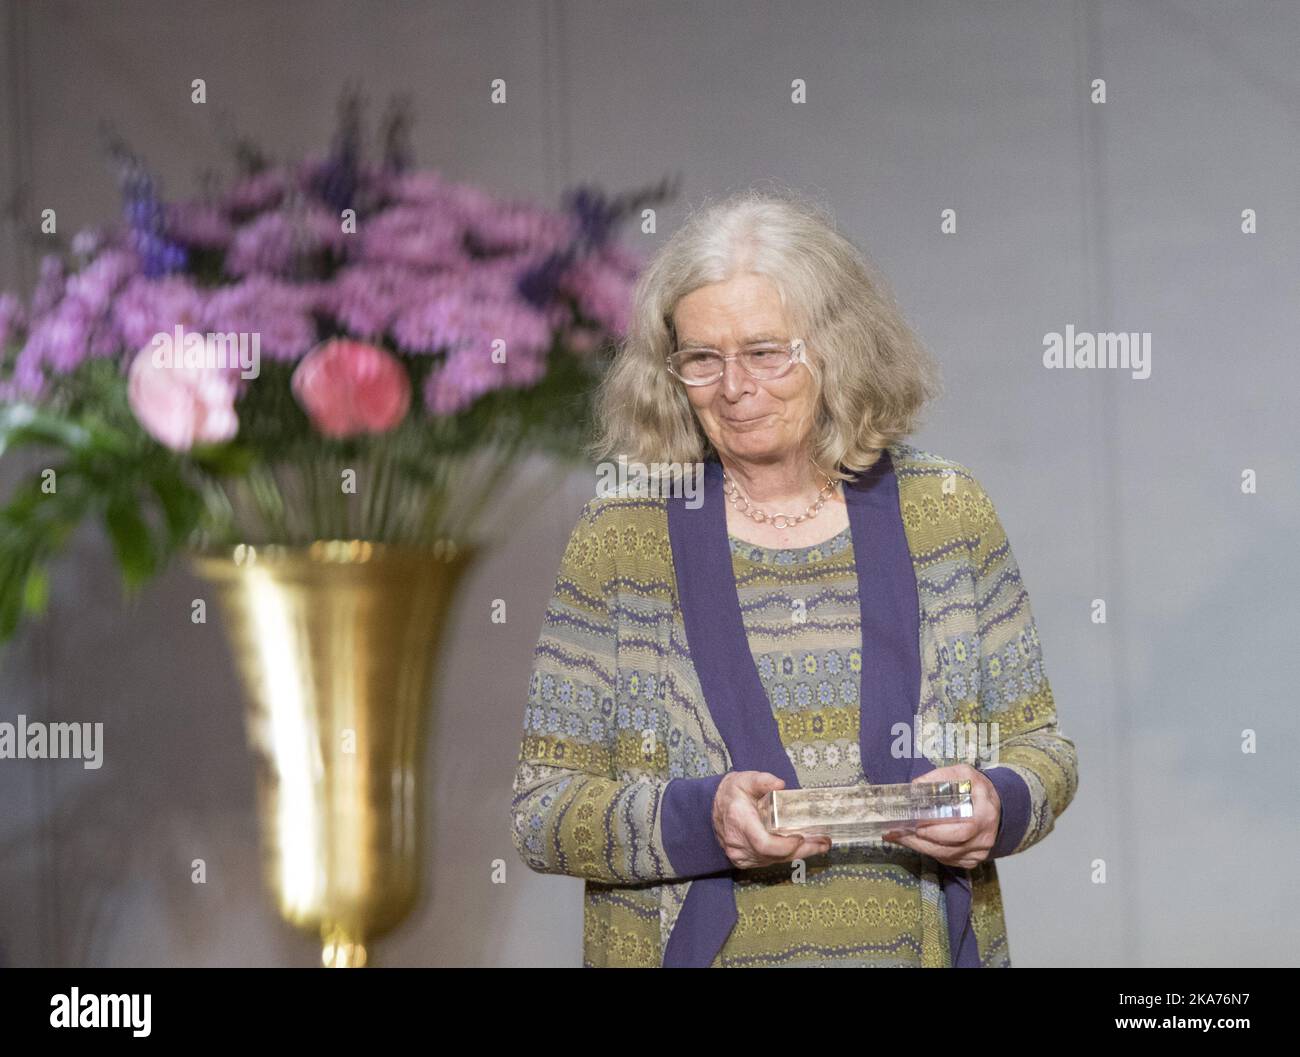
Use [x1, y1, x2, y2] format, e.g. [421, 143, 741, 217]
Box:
[1, 0, 1296, 967]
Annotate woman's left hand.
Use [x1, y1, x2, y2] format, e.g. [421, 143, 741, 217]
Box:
[881, 764, 1001, 869]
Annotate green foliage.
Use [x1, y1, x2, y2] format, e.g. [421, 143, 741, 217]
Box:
[0, 399, 220, 642]
[0, 336, 612, 646]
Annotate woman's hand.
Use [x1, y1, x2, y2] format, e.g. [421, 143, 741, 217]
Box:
[711, 771, 833, 869]
[882, 764, 1001, 869]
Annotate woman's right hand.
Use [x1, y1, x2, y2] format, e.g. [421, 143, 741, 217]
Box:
[711, 771, 833, 869]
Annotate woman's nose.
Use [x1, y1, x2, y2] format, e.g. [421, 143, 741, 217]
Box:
[719, 356, 754, 398]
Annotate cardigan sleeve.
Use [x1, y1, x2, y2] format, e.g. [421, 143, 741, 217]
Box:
[509, 498, 734, 884]
[960, 470, 1079, 859]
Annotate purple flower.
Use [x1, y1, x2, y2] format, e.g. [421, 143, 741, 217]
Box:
[70, 227, 111, 259]
[463, 201, 576, 255]
[317, 263, 425, 340]
[307, 95, 363, 213]
[13, 251, 139, 377]
[113, 153, 187, 278]
[20, 302, 91, 375]
[391, 283, 548, 358]
[223, 167, 292, 214]
[165, 202, 235, 249]
[356, 205, 463, 270]
[226, 207, 348, 277]
[417, 295, 552, 414]
[204, 277, 318, 362]
[561, 245, 639, 337]
[0, 293, 26, 350]
[130, 233, 187, 278]
[375, 170, 457, 206]
[112, 274, 206, 351]
[389, 288, 482, 355]
[64, 250, 139, 316]
[0, 348, 47, 401]
[31, 255, 66, 317]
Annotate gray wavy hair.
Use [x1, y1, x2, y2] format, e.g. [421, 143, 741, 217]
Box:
[588, 187, 943, 478]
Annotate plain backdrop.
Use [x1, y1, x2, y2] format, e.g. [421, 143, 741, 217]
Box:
[0, 0, 1296, 967]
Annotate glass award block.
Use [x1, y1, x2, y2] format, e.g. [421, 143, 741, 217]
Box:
[757, 780, 974, 843]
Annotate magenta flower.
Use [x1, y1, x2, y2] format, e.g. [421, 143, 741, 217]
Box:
[126, 344, 239, 451]
[290, 338, 411, 438]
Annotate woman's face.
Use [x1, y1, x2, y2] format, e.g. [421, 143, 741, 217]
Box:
[671, 273, 817, 468]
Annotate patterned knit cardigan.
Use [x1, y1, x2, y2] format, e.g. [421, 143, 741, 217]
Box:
[510, 442, 1079, 967]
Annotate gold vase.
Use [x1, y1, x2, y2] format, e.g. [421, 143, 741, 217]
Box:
[189, 538, 476, 967]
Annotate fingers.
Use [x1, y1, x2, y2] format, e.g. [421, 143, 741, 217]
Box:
[886, 830, 953, 858]
[733, 770, 787, 796]
[909, 764, 972, 784]
[739, 810, 804, 862]
[884, 826, 989, 867]
[716, 772, 796, 868]
[885, 830, 960, 864]
[789, 836, 833, 862]
[907, 818, 979, 846]
[737, 828, 831, 869]
[724, 771, 834, 867]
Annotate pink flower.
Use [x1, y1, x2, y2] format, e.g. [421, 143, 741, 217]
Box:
[290, 338, 411, 438]
[127, 345, 239, 451]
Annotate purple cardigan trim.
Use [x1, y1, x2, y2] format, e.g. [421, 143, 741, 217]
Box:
[663, 450, 981, 968]
[661, 774, 732, 876]
[984, 765, 1032, 858]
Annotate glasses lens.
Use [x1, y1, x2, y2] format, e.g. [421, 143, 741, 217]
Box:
[668, 342, 798, 383]
[670, 350, 723, 382]
[741, 344, 794, 378]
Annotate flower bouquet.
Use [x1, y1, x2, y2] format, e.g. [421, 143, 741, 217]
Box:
[0, 94, 673, 965]
[0, 93, 672, 642]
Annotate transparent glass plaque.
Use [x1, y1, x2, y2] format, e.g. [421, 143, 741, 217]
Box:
[757, 780, 974, 843]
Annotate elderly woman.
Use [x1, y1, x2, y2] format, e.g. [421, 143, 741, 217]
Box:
[510, 190, 1078, 967]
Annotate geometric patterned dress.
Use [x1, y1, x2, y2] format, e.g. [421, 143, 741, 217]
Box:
[717, 525, 949, 966]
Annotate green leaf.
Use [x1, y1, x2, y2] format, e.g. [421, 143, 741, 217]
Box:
[22, 565, 49, 616]
[148, 468, 205, 548]
[189, 441, 257, 476]
[0, 405, 140, 480]
[103, 493, 156, 589]
[0, 579, 24, 641]
[0, 403, 92, 456]
[0, 471, 95, 644]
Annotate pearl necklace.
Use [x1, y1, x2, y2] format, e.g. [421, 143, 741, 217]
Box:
[721, 464, 837, 530]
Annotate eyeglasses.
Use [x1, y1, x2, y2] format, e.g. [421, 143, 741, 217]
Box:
[665, 338, 806, 386]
